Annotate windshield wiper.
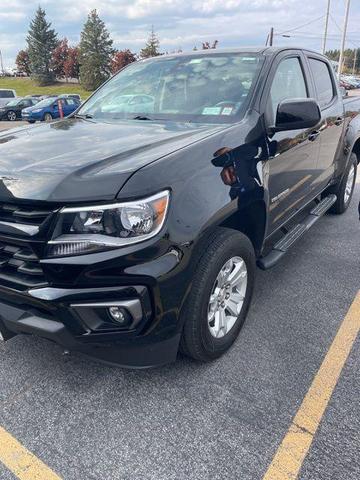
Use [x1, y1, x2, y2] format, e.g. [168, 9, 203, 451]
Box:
[132, 115, 153, 121]
[74, 113, 93, 119]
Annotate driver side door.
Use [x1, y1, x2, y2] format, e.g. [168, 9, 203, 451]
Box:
[265, 53, 321, 234]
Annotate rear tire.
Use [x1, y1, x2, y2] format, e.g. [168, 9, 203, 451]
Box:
[180, 228, 255, 362]
[330, 153, 357, 214]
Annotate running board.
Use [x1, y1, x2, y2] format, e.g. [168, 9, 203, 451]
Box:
[257, 194, 337, 270]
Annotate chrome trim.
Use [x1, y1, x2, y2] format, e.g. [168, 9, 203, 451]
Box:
[0, 221, 39, 236]
[71, 299, 143, 324]
[60, 190, 170, 213]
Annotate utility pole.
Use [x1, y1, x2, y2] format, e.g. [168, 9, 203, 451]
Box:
[352, 48, 358, 75]
[322, 0, 331, 54]
[338, 0, 351, 77]
[269, 27, 274, 47]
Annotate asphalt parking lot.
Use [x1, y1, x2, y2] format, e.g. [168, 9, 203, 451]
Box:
[0, 127, 359, 480]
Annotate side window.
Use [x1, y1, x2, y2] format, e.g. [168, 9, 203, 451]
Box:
[0, 90, 14, 98]
[308, 58, 334, 109]
[269, 57, 308, 121]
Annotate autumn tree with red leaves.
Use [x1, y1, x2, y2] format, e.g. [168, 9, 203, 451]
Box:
[16, 50, 31, 75]
[111, 49, 136, 74]
[51, 38, 69, 78]
[64, 46, 80, 80]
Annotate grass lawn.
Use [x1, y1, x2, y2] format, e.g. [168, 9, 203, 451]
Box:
[0, 77, 92, 99]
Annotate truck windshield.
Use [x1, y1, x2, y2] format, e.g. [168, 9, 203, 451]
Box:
[79, 53, 263, 123]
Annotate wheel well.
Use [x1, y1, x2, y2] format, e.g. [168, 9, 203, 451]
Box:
[220, 201, 266, 256]
[351, 138, 360, 164]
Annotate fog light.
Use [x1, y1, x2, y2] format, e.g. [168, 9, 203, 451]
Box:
[108, 306, 127, 324]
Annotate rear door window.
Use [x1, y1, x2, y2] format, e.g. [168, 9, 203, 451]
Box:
[308, 58, 335, 109]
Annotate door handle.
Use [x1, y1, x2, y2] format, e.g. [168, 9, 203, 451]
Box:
[308, 130, 320, 142]
[334, 117, 344, 126]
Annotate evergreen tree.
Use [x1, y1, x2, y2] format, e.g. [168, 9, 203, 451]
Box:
[26, 7, 58, 85]
[140, 26, 161, 58]
[79, 10, 114, 91]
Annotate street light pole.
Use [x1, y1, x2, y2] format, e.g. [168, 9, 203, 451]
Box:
[338, 0, 351, 77]
[322, 0, 331, 54]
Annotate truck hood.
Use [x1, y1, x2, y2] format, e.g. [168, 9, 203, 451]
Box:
[0, 118, 225, 203]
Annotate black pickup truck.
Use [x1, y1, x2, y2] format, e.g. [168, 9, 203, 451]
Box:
[0, 47, 358, 367]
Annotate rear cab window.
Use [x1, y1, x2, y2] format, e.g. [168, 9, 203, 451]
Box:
[307, 58, 335, 109]
[0, 90, 15, 99]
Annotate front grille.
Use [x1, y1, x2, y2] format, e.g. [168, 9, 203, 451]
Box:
[0, 202, 57, 291]
[0, 241, 47, 290]
[0, 204, 54, 226]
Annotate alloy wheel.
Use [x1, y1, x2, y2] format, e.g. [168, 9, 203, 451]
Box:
[207, 256, 248, 338]
[344, 164, 355, 205]
[7, 111, 16, 121]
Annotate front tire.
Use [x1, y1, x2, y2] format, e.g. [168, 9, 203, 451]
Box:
[330, 153, 357, 214]
[43, 113, 53, 122]
[7, 111, 17, 121]
[180, 228, 255, 362]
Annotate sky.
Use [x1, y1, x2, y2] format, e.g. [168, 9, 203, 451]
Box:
[1, 0, 360, 69]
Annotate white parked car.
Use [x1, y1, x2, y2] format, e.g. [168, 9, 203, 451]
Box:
[0, 89, 17, 108]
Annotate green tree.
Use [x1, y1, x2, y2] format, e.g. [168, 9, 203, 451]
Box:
[140, 26, 161, 58]
[79, 10, 114, 91]
[325, 48, 360, 74]
[26, 6, 58, 85]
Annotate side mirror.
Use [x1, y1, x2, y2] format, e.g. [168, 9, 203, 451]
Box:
[273, 98, 321, 132]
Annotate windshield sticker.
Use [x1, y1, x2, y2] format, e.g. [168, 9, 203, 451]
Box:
[221, 107, 233, 115]
[202, 107, 222, 115]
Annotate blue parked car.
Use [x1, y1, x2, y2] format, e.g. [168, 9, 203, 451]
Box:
[22, 97, 80, 123]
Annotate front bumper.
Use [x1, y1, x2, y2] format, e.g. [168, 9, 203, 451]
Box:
[21, 112, 41, 121]
[0, 281, 181, 368]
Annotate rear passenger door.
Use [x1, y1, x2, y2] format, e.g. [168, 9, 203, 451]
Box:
[306, 55, 344, 192]
[264, 52, 321, 233]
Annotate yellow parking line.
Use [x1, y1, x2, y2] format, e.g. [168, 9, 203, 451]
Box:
[263, 290, 360, 480]
[0, 426, 62, 480]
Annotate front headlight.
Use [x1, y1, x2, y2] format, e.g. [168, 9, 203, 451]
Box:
[47, 190, 170, 257]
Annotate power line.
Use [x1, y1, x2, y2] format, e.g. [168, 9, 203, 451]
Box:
[278, 15, 325, 35]
[329, 11, 359, 49]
